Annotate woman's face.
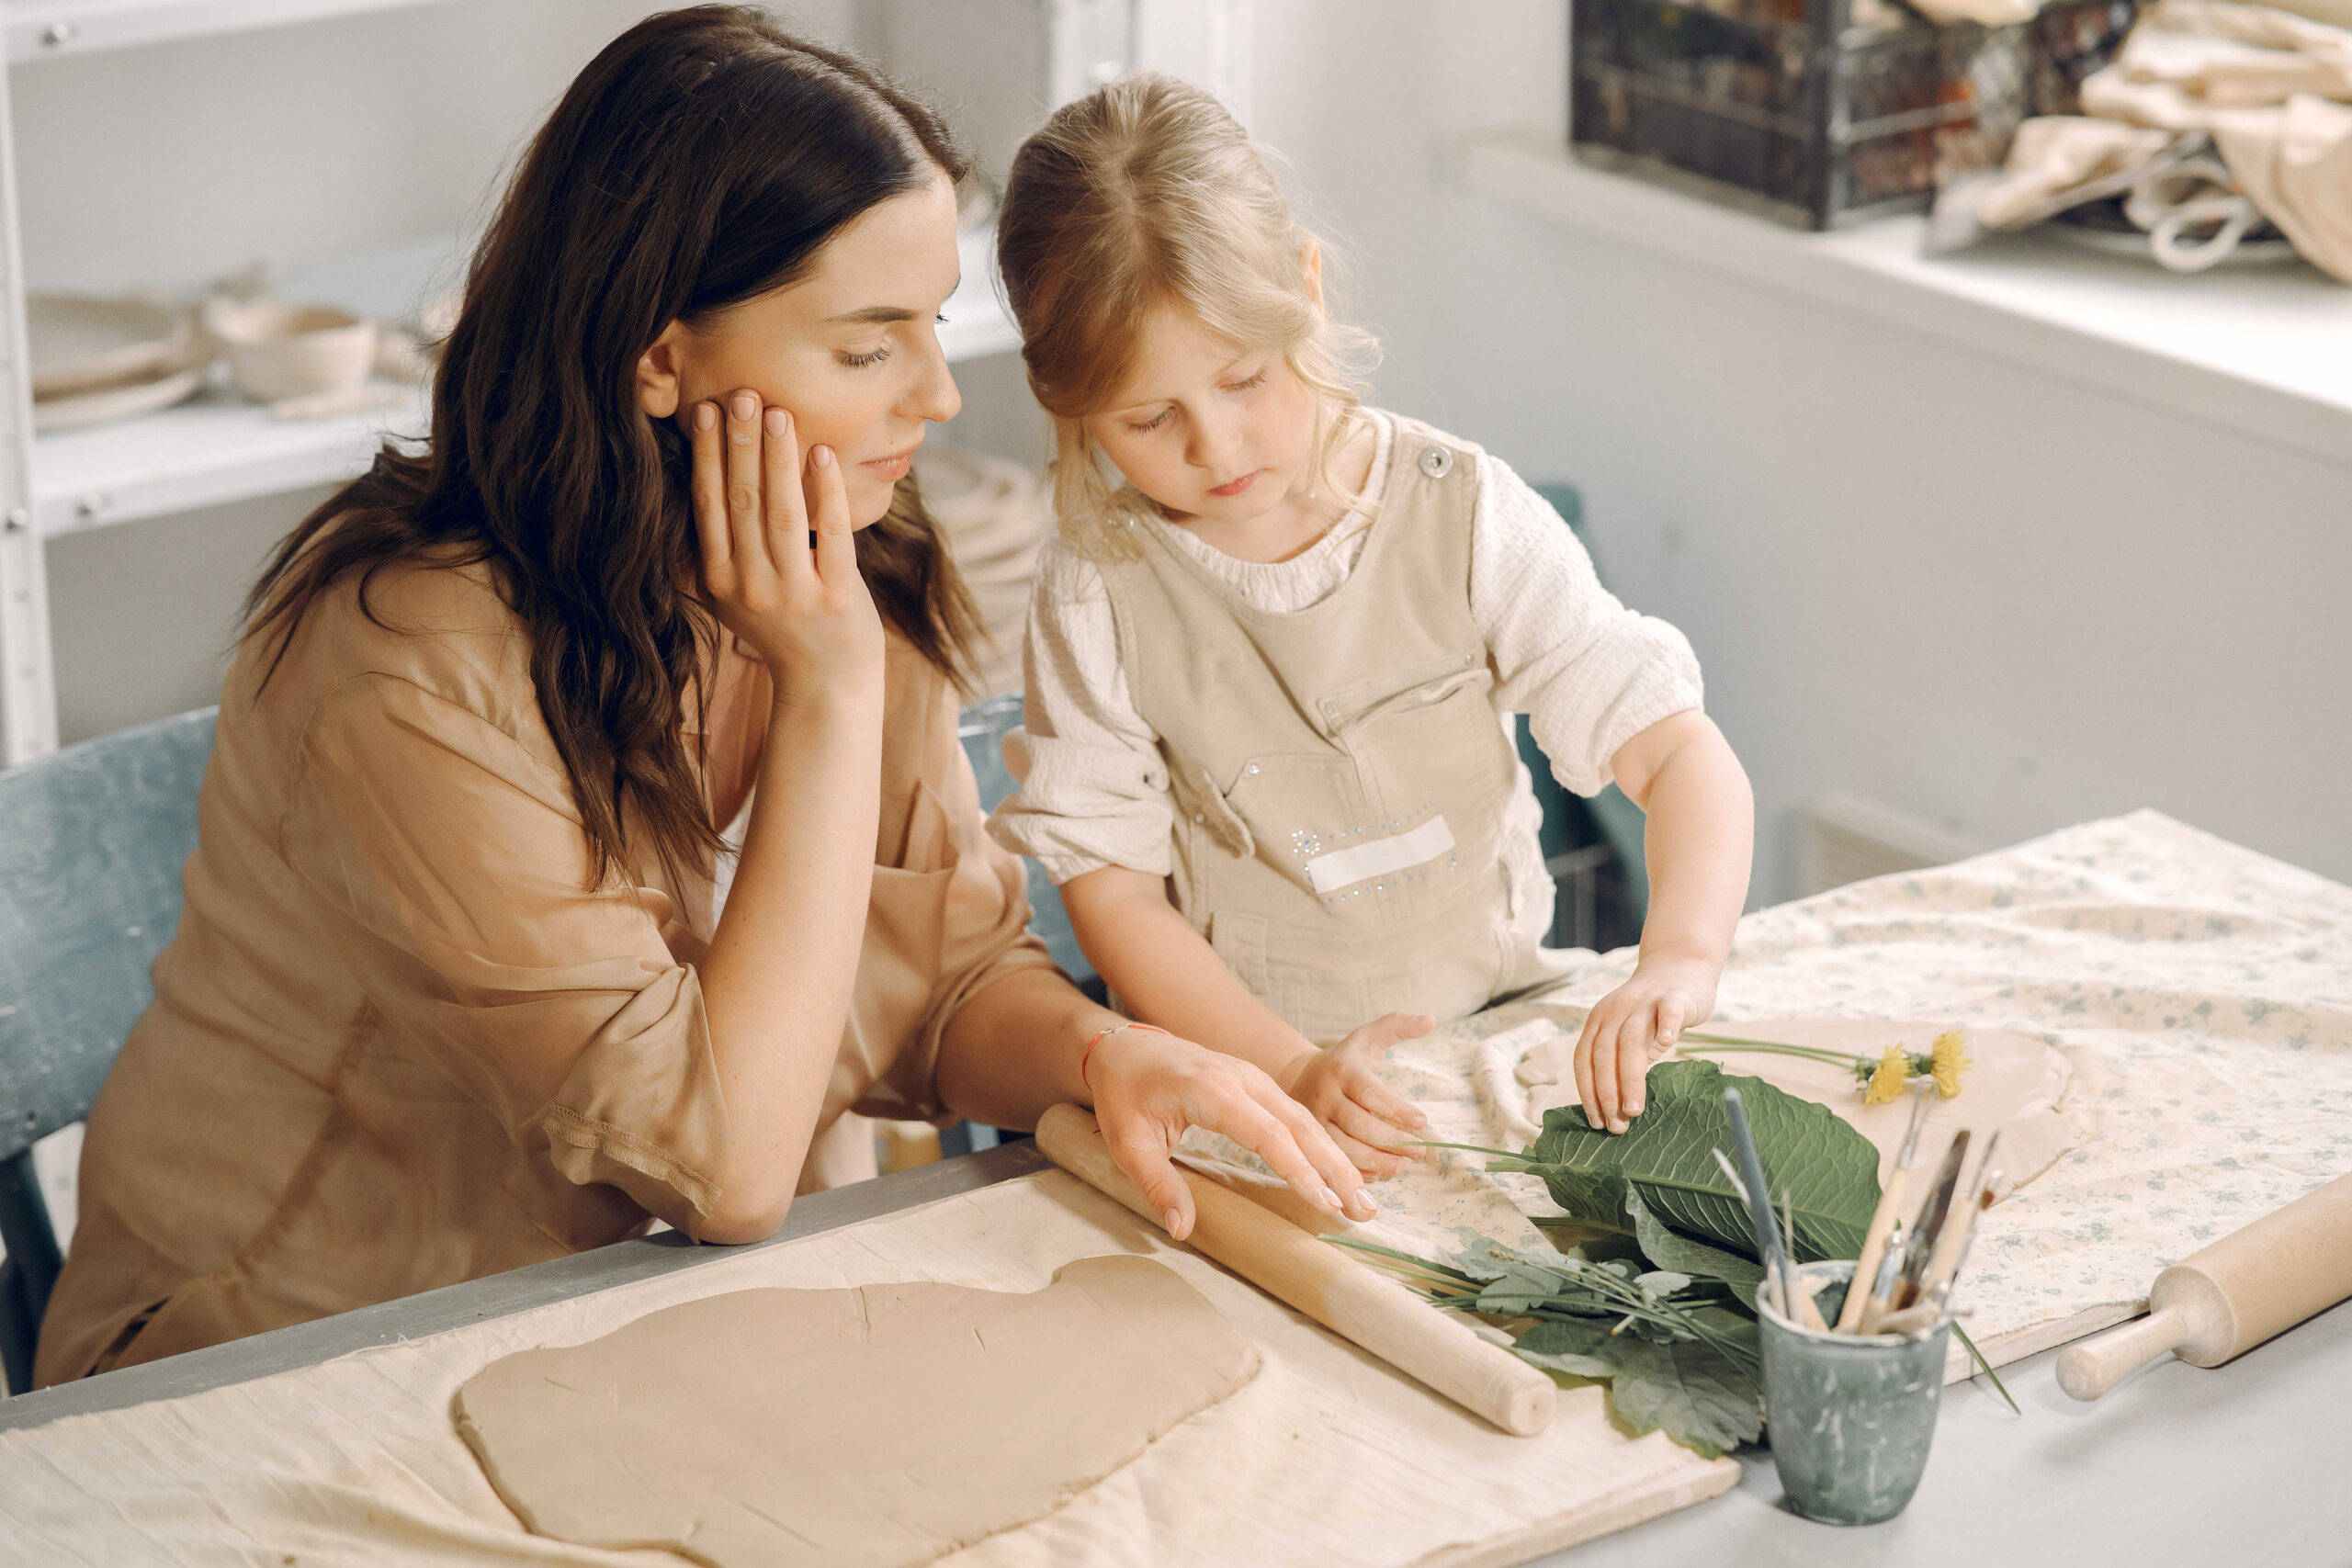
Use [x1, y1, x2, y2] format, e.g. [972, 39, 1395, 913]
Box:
[639, 173, 964, 528]
[1081, 306, 1317, 528]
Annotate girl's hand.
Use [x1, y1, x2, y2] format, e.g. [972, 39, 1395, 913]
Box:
[689, 390, 884, 700]
[1088, 1025, 1379, 1241]
[1572, 956, 1720, 1134]
[1274, 1012, 1435, 1178]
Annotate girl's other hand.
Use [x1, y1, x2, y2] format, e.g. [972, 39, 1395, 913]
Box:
[1087, 1025, 1378, 1241]
[1275, 1012, 1435, 1179]
[689, 390, 885, 700]
[1572, 956, 1720, 1134]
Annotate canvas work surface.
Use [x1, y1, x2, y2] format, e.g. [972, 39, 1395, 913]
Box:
[0, 1168, 1736, 1566]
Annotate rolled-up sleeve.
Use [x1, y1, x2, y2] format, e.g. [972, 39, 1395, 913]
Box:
[986, 544, 1176, 883]
[1478, 455, 1704, 795]
[281, 673, 726, 1234]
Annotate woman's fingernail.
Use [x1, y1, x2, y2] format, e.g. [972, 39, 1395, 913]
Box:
[730, 390, 757, 420]
[764, 407, 788, 436]
[694, 402, 716, 432]
[811, 445, 833, 469]
[1318, 1185, 1341, 1211]
[1628, 1100, 1644, 1116]
[1161, 1209, 1183, 1235]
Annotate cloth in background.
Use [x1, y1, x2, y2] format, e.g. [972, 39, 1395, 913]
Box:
[1934, 0, 2352, 280]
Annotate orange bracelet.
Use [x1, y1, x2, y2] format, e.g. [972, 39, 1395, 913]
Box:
[1080, 1020, 1168, 1090]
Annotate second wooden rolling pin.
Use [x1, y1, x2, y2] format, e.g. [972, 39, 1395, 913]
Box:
[1035, 1104, 1557, 1436]
[2057, 1171, 2352, 1401]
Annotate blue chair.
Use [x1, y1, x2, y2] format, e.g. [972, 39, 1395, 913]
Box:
[956, 693, 1095, 989]
[0, 708, 216, 1393]
[947, 694, 1102, 1156]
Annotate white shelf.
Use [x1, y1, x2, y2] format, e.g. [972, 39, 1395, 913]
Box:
[1456, 130, 2352, 469]
[3, 0, 458, 62]
[30, 223, 1024, 538]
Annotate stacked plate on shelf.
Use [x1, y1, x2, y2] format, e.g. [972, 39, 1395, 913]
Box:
[27, 295, 209, 434]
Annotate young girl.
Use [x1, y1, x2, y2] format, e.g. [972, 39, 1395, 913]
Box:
[34, 16, 1371, 1387]
[989, 74, 1756, 1174]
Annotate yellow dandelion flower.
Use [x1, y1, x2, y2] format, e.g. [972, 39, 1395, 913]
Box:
[1930, 1030, 1971, 1099]
[1863, 1045, 1910, 1104]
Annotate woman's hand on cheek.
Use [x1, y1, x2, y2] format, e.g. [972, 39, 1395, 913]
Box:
[1275, 1013, 1435, 1179]
[1088, 1026, 1378, 1240]
[690, 390, 884, 701]
[1571, 955, 1721, 1135]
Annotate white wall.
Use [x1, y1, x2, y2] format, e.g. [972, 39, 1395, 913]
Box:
[1244, 1, 2351, 898]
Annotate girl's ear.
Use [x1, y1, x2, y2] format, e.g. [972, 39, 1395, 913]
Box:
[637, 321, 687, 420]
[1298, 239, 1326, 311]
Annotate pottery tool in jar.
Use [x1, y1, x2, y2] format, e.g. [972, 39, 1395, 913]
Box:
[1837, 1080, 1936, 1331]
[1035, 1104, 1557, 1436]
[2057, 1171, 2352, 1401]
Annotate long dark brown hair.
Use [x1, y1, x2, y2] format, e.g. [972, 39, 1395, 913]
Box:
[245, 6, 978, 887]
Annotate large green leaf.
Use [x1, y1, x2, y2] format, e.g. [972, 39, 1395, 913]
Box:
[1602, 1337, 1762, 1459]
[1521, 1059, 1880, 1263]
[1624, 1188, 1766, 1310]
[1510, 1316, 1760, 1459]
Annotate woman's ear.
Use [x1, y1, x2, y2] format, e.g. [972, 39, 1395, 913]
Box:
[1298, 240, 1326, 311]
[637, 321, 687, 420]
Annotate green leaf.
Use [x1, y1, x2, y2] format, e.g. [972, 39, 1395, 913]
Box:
[1623, 1187, 1768, 1310]
[1600, 1335, 1764, 1459]
[1511, 1316, 1623, 1382]
[1524, 1060, 1881, 1263]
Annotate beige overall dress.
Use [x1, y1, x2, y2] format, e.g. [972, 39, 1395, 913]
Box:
[1101, 414, 1565, 1041]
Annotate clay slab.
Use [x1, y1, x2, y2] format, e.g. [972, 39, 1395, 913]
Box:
[456, 1254, 1259, 1568]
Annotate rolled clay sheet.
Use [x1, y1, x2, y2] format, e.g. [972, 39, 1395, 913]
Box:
[456, 1254, 1259, 1568]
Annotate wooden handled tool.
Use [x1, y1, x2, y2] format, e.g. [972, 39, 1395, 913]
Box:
[1035, 1104, 1557, 1437]
[2057, 1172, 2352, 1402]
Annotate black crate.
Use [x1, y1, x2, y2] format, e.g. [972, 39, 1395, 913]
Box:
[1569, 0, 2136, 229]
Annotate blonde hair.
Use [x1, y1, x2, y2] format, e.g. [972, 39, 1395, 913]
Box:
[995, 73, 1377, 558]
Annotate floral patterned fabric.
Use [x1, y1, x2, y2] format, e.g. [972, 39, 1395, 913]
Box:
[1196, 810, 2352, 1359]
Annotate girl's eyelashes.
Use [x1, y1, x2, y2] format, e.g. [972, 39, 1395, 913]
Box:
[839, 344, 893, 369]
[1225, 370, 1268, 394]
[1126, 406, 1175, 434]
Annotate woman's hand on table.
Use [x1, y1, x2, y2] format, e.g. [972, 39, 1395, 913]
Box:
[689, 389, 884, 702]
[1274, 1013, 1435, 1179]
[1089, 1025, 1379, 1242]
[1572, 955, 1720, 1134]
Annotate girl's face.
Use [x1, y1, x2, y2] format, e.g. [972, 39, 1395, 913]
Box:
[1082, 307, 1317, 529]
[638, 174, 964, 528]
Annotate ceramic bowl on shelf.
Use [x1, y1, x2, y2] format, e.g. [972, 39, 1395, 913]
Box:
[28, 295, 198, 400]
[206, 300, 378, 403]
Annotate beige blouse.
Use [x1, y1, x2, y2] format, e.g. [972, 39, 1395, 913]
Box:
[34, 554, 1050, 1386]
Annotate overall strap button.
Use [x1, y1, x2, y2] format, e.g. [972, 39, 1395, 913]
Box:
[1418, 446, 1454, 479]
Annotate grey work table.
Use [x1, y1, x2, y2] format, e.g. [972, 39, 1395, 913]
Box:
[5, 1145, 2346, 1565]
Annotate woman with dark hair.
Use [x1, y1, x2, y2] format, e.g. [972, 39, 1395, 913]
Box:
[33, 6, 1374, 1386]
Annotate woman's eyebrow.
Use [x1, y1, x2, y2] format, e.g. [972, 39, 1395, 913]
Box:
[825, 279, 961, 325]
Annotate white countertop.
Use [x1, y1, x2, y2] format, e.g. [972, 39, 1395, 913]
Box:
[1456, 130, 2352, 468]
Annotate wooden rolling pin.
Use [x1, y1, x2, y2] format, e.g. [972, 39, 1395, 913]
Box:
[1035, 1104, 1557, 1436]
[2057, 1172, 2352, 1401]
